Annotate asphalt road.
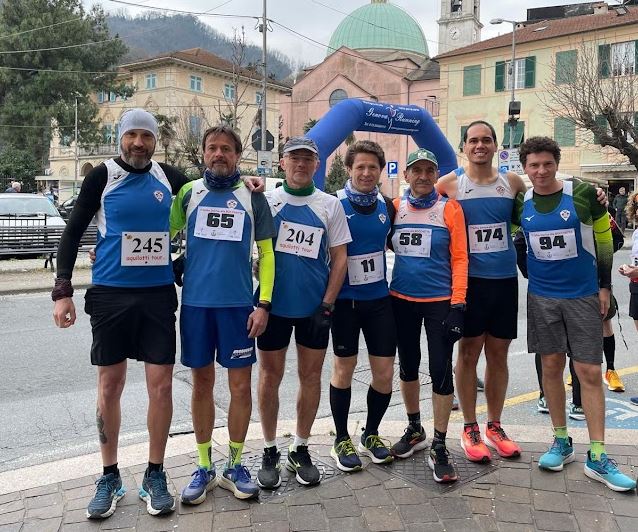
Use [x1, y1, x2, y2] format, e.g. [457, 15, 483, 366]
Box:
[1, 248, 637, 473]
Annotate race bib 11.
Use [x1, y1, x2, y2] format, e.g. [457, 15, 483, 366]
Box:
[121, 231, 169, 266]
[347, 251, 384, 286]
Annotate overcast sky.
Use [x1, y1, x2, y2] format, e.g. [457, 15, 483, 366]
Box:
[94, 0, 617, 65]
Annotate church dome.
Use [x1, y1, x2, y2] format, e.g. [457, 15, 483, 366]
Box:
[327, 0, 429, 58]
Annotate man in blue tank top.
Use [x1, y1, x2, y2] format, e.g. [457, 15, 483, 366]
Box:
[256, 137, 352, 489]
[514, 137, 635, 492]
[328, 141, 397, 473]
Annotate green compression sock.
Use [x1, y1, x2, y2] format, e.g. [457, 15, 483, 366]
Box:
[553, 426, 568, 440]
[590, 441, 606, 462]
[197, 441, 212, 470]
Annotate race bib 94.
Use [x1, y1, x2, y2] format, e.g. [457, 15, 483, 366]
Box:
[275, 221, 324, 259]
[529, 228, 577, 261]
[121, 232, 169, 266]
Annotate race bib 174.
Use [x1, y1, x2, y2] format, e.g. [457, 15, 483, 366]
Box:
[468, 222, 508, 254]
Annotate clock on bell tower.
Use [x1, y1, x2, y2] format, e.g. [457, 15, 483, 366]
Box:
[438, 0, 483, 54]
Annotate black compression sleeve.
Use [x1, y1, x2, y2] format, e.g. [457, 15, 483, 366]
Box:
[56, 165, 107, 280]
[384, 196, 396, 250]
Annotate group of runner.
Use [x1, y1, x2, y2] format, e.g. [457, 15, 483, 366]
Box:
[52, 110, 636, 521]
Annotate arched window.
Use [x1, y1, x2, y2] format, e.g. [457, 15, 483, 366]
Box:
[329, 89, 348, 108]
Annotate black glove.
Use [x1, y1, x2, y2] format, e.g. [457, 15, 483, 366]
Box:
[443, 305, 464, 343]
[309, 302, 333, 337]
[173, 253, 185, 287]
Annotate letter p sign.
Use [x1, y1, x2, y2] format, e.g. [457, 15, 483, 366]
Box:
[387, 161, 398, 179]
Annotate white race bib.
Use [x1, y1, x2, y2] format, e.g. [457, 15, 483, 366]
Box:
[121, 231, 169, 266]
[194, 207, 245, 241]
[393, 228, 432, 257]
[529, 228, 577, 261]
[347, 251, 384, 286]
[276, 221, 324, 259]
[468, 222, 508, 254]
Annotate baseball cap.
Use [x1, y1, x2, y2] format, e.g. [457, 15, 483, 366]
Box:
[283, 136, 319, 155]
[406, 148, 438, 168]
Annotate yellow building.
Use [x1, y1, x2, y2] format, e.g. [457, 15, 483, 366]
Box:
[436, 4, 638, 193]
[48, 48, 290, 200]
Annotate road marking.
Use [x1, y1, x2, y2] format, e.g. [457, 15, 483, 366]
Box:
[449, 364, 638, 422]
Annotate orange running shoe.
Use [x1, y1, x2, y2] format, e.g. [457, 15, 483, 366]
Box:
[484, 422, 521, 458]
[460, 423, 491, 463]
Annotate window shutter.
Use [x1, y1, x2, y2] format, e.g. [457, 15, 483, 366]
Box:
[459, 125, 469, 151]
[598, 44, 611, 78]
[594, 115, 607, 144]
[524, 57, 536, 88]
[635, 40, 638, 73]
[554, 117, 575, 147]
[503, 122, 525, 147]
[495, 61, 505, 92]
[556, 50, 577, 84]
[463, 65, 481, 96]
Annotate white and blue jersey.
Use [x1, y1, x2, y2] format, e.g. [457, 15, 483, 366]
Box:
[92, 158, 174, 287]
[336, 190, 391, 301]
[266, 187, 352, 318]
[455, 168, 517, 279]
[522, 180, 598, 298]
[180, 180, 272, 307]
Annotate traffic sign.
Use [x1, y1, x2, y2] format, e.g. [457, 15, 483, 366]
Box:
[251, 129, 275, 152]
[257, 150, 273, 176]
[387, 161, 398, 179]
[498, 148, 523, 175]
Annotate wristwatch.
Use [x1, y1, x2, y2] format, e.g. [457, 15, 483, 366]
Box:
[451, 303, 466, 311]
[257, 301, 272, 312]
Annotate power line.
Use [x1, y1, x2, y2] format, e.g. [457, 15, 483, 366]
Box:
[104, 0, 257, 20]
[0, 17, 84, 41]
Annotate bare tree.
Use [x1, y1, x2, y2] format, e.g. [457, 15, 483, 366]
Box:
[542, 40, 638, 170]
[171, 104, 213, 173]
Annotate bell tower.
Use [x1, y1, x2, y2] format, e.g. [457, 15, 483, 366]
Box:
[438, 0, 483, 54]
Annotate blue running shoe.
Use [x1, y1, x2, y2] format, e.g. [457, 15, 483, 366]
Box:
[538, 436, 574, 471]
[219, 465, 259, 499]
[584, 452, 637, 492]
[86, 473, 126, 519]
[139, 470, 176, 515]
[331, 437, 363, 472]
[180, 466, 217, 505]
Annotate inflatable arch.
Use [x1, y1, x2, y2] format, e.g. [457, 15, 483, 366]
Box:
[305, 98, 457, 190]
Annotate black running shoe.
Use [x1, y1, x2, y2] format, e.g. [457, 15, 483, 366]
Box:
[391, 425, 428, 459]
[286, 445, 321, 485]
[358, 432, 393, 464]
[428, 443, 458, 483]
[86, 473, 126, 519]
[138, 470, 175, 515]
[330, 437, 362, 472]
[257, 447, 282, 489]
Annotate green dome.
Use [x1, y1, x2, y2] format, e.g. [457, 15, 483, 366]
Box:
[327, 1, 428, 58]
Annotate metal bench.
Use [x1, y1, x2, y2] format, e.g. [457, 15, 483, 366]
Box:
[0, 216, 98, 271]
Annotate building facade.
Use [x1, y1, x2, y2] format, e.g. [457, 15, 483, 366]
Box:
[438, 0, 483, 55]
[49, 48, 290, 200]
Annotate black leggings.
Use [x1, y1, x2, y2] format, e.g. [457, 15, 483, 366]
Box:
[535, 353, 580, 406]
[392, 297, 454, 396]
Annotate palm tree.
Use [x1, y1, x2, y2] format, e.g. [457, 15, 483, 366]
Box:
[155, 114, 177, 165]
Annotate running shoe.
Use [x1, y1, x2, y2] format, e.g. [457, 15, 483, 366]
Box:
[604, 370, 625, 392]
[390, 425, 428, 459]
[330, 437, 362, 472]
[477, 377, 485, 391]
[86, 473, 126, 519]
[584, 452, 636, 492]
[537, 396, 549, 413]
[286, 445, 321, 485]
[219, 465, 260, 499]
[180, 466, 217, 505]
[568, 403, 586, 421]
[427, 443, 458, 483]
[138, 469, 175, 515]
[631, 397, 638, 406]
[358, 432, 394, 464]
[460, 423, 491, 463]
[538, 437, 574, 471]
[484, 423, 521, 458]
[452, 395, 459, 410]
[257, 447, 281, 489]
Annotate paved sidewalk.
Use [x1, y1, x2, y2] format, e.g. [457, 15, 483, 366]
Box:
[0, 257, 92, 295]
[1, 433, 637, 532]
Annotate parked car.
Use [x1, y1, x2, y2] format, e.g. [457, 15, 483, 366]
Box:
[57, 195, 78, 221]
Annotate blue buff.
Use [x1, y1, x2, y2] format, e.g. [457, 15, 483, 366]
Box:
[406, 188, 439, 209]
[344, 179, 379, 207]
[204, 169, 241, 189]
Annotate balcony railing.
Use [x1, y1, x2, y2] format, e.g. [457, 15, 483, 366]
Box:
[49, 145, 118, 159]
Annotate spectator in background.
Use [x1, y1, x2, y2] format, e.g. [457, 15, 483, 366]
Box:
[4, 181, 21, 193]
[613, 187, 629, 232]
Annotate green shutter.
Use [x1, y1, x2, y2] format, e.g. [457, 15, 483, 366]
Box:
[524, 57, 536, 88]
[503, 121, 525, 147]
[635, 40, 638, 73]
[598, 44, 611, 78]
[495, 61, 505, 92]
[554, 117, 576, 147]
[555, 50, 577, 84]
[459, 125, 469, 151]
[463, 65, 481, 96]
[594, 115, 607, 144]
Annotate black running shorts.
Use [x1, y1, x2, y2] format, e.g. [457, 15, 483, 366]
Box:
[331, 296, 396, 357]
[84, 284, 178, 366]
[257, 313, 330, 351]
[463, 276, 518, 339]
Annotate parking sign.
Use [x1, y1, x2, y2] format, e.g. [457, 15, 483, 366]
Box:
[387, 161, 398, 179]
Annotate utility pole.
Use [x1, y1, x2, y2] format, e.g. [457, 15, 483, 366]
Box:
[74, 96, 79, 196]
[260, 0, 267, 152]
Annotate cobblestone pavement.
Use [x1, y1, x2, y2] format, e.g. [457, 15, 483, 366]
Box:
[1, 436, 637, 531]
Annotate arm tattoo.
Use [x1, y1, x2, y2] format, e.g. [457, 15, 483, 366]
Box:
[96, 407, 107, 444]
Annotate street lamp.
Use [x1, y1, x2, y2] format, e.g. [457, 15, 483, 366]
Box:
[490, 18, 521, 149]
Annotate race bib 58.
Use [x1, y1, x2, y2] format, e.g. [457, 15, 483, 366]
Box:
[392, 228, 432, 257]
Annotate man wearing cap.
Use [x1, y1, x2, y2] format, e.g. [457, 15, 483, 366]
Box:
[52, 109, 195, 519]
[256, 136, 351, 488]
[389, 148, 468, 484]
